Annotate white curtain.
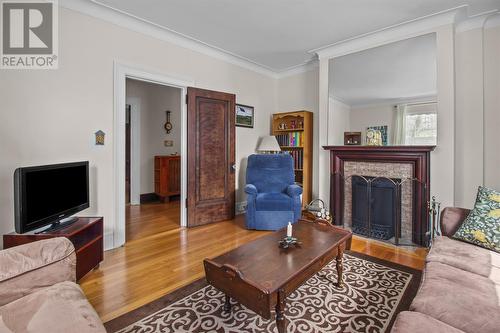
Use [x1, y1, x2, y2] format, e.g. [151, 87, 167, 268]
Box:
[393, 104, 407, 145]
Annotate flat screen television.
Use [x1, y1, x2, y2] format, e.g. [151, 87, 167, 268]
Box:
[14, 161, 89, 234]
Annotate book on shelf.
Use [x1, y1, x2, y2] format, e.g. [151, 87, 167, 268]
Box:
[284, 149, 303, 170]
[276, 132, 304, 147]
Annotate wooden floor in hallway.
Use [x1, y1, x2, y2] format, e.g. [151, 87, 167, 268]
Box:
[79, 202, 427, 323]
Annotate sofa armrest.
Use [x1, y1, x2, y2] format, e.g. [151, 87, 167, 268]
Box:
[244, 184, 258, 195]
[440, 207, 471, 237]
[0, 237, 76, 306]
[286, 184, 303, 197]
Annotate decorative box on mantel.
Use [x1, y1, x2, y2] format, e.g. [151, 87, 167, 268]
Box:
[323, 145, 435, 246]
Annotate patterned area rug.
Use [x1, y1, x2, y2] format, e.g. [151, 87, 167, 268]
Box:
[105, 252, 421, 333]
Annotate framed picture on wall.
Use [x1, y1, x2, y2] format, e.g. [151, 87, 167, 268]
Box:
[235, 104, 254, 128]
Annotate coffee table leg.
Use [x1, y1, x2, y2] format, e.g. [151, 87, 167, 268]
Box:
[224, 295, 231, 313]
[336, 247, 344, 288]
[276, 288, 286, 333]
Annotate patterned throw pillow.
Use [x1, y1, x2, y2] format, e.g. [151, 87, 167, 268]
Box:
[453, 186, 500, 252]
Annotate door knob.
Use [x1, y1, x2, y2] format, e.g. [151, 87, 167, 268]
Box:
[231, 164, 236, 171]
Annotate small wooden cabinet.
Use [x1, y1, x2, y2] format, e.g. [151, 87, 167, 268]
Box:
[3, 217, 104, 280]
[155, 155, 181, 202]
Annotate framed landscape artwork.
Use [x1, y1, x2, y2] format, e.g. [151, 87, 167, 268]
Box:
[236, 104, 254, 128]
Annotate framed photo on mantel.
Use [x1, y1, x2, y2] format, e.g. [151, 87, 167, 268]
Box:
[235, 104, 254, 128]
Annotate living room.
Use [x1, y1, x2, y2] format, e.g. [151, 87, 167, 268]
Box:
[0, 1, 499, 332]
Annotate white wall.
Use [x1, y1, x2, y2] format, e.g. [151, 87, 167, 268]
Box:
[328, 98, 351, 145]
[0, 7, 276, 249]
[455, 28, 484, 208]
[276, 68, 319, 197]
[126, 79, 181, 194]
[484, 24, 500, 193]
[454, 24, 500, 208]
[349, 105, 394, 145]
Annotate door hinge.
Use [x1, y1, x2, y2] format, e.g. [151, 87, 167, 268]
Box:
[185, 198, 188, 208]
[185, 94, 188, 105]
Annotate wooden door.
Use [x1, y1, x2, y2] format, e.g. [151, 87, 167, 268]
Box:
[187, 88, 235, 227]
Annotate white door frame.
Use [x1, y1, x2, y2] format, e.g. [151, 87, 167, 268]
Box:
[114, 61, 193, 248]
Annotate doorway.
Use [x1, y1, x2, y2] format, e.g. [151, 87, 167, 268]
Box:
[125, 78, 183, 242]
[113, 63, 192, 249]
[113, 63, 236, 249]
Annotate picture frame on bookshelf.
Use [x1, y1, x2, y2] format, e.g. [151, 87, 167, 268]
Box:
[235, 104, 254, 128]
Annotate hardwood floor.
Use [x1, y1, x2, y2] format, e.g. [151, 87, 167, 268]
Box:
[80, 202, 427, 323]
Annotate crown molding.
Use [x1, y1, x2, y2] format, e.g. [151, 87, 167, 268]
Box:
[485, 13, 500, 29]
[456, 10, 499, 32]
[329, 96, 351, 108]
[59, 1, 500, 80]
[347, 94, 437, 110]
[275, 60, 319, 79]
[311, 6, 468, 60]
[60, 0, 280, 78]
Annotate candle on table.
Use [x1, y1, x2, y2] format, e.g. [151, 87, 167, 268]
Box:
[287, 222, 293, 238]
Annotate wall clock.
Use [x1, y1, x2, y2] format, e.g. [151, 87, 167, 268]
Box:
[164, 110, 172, 134]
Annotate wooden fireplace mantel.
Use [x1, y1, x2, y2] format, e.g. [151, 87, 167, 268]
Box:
[323, 145, 435, 246]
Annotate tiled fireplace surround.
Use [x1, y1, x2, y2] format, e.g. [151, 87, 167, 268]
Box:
[324, 146, 435, 246]
[343, 161, 414, 242]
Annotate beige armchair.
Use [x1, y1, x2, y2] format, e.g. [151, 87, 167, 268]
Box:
[0, 238, 105, 333]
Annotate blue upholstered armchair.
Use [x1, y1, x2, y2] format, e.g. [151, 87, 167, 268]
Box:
[245, 154, 302, 230]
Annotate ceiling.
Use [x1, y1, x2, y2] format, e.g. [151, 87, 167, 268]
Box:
[91, 0, 500, 72]
[330, 33, 437, 107]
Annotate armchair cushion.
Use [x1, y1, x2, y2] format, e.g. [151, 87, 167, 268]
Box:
[0, 281, 105, 333]
[410, 261, 500, 333]
[427, 236, 500, 283]
[286, 184, 303, 197]
[0, 238, 76, 306]
[440, 207, 470, 237]
[256, 193, 292, 211]
[244, 184, 258, 195]
[246, 154, 294, 193]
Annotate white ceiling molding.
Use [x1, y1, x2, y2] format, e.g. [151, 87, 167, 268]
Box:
[61, 0, 280, 78]
[485, 13, 500, 28]
[275, 60, 319, 79]
[346, 94, 438, 110]
[311, 6, 468, 60]
[59, 1, 499, 79]
[456, 10, 499, 32]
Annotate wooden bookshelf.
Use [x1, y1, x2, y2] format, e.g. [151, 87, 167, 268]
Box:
[272, 110, 313, 207]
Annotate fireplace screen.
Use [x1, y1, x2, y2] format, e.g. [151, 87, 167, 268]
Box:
[352, 176, 400, 240]
[336, 173, 427, 246]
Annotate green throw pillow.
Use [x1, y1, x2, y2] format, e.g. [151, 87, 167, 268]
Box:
[453, 186, 500, 252]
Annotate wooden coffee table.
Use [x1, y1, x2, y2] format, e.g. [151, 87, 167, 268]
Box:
[204, 220, 352, 333]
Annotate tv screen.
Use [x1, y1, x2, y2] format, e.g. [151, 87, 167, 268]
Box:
[14, 161, 89, 233]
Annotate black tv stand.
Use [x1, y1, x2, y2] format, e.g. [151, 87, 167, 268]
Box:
[36, 216, 79, 234]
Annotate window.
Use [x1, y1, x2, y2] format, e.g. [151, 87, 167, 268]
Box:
[405, 113, 437, 145]
[398, 102, 437, 145]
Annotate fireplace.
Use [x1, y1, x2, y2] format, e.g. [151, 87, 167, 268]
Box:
[352, 176, 400, 241]
[323, 146, 435, 246]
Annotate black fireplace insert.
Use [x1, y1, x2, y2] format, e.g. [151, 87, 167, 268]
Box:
[351, 176, 401, 240]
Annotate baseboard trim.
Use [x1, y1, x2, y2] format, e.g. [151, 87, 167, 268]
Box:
[104, 231, 114, 251]
[140, 193, 159, 204]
